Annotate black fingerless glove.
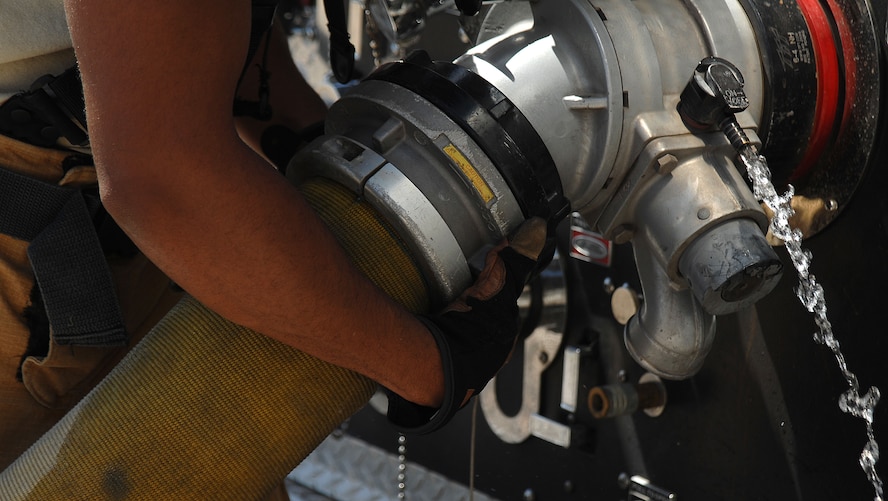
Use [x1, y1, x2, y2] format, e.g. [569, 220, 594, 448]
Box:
[386, 245, 538, 434]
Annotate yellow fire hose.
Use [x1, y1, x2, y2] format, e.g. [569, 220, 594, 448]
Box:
[0, 177, 431, 500]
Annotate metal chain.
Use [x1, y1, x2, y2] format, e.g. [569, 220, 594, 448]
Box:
[397, 433, 407, 500]
[395, 400, 480, 500]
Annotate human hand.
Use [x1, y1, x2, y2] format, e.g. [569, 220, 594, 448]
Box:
[386, 217, 548, 433]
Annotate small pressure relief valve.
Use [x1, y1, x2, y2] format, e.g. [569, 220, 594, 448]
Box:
[670, 56, 783, 317]
[678, 56, 749, 128]
[679, 56, 755, 151]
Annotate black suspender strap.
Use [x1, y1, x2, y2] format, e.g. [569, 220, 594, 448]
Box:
[0, 167, 127, 347]
[324, 0, 356, 84]
[245, 0, 280, 67]
[234, 0, 280, 120]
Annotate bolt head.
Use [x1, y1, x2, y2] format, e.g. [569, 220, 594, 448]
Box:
[656, 154, 679, 175]
[612, 224, 635, 244]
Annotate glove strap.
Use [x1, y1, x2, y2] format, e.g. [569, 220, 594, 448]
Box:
[386, 316, 458, 434]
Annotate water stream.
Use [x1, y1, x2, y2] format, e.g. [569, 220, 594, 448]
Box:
[739, 146, 883, 500]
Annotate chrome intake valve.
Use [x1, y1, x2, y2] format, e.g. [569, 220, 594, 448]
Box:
[292, 0, 877, 379]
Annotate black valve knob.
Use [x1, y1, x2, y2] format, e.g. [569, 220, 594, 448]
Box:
[678, 56, 749, 130]
[455, 0, 482, 16]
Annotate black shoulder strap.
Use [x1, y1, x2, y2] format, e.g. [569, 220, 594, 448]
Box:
[233, 0, 280, 119]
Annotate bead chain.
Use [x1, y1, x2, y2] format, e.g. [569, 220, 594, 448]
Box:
[397, 433, 407, 500]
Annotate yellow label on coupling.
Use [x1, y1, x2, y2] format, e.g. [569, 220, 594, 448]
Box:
[443, 143, 495, 204]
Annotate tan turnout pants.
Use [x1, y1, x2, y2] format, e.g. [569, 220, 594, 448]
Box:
[0, 134, 183, 469]
[0, 135, 294, 500]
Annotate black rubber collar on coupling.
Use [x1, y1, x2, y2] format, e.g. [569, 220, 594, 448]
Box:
[366, 51, 570, 233]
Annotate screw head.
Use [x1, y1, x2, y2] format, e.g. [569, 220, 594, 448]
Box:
[825, 199, 839, 211]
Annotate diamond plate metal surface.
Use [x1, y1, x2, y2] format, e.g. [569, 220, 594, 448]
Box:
[289, 434, 498, 501]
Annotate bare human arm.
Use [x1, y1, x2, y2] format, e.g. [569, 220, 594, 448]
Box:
[63, 0, 444, 407]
